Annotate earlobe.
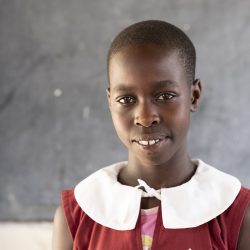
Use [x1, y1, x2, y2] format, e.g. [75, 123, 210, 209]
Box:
[106, 88, 111, 107]
[190, 79, 202, 112]
[106, 88, 110, 97]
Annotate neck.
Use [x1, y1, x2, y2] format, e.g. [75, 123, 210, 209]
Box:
[118, 149, 196, 190]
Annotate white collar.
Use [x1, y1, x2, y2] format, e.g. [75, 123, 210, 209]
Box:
[74, 160, 241, 230]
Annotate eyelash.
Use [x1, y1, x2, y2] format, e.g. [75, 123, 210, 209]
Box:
[116, 92, 177, 105]
[117, 96, 135, 105]
[156, 92, 177, 101]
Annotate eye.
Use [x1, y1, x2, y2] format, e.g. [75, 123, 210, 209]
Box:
[156, 92, 176, 101]
[116, 96, 136, 105]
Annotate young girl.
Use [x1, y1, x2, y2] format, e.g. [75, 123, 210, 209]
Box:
[53, 20, 250, 250]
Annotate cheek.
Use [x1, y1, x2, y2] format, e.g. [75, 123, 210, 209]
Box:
[165, 102, 191, 134]
[174, 107, 191, 135]
[111, 111, 132, 144]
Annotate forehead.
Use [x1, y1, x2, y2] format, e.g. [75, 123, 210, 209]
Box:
[109, 45, 188, 90]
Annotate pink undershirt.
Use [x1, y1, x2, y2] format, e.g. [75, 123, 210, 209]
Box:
[140, 206, 159, 250]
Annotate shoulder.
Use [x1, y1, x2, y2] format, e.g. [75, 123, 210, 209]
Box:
[52, 206, 73, 250]
[61, 189, 85, 233]
[237, 188, 250, 250]
[52, 189, 83, 250]
[215, 186, 250, 249]
[53, 187, 98, 249]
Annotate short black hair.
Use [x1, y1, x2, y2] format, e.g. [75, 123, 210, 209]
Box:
[107, 20, 196, 85]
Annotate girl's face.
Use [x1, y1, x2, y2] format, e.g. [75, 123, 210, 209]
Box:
[107, 44, 200, 167]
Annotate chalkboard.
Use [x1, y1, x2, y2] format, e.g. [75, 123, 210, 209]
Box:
[0, 0, 249, 221]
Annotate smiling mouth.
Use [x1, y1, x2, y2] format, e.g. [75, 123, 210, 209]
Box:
[136, 139, 160, 146]
[132, 136, 169, 146]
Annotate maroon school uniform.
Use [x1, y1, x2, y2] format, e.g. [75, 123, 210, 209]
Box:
[62, 160, 250, 250]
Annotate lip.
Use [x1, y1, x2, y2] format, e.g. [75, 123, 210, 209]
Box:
[132, 134, 170, 153]
[132, 134, 168, 142]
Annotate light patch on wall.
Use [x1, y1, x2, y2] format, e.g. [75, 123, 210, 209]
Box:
[82, 106, 90, 120]
[53, 88, 63, 97]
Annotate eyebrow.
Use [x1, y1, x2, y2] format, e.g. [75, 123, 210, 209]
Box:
[153, 80, 176, 88]
[112, 80, 176, 92]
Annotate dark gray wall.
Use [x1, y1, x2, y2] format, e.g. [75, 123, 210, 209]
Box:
[1, 0, 250, 221]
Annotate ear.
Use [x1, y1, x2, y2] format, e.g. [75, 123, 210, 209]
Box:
[106, 87, 111, 108]
[190, 79, 202, 112]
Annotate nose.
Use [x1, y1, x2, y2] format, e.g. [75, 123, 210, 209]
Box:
[134, 101, 160, 127]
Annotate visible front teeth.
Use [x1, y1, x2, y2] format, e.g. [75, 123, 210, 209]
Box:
[139, 140, 149, 146]
[138, 139, 160, 146]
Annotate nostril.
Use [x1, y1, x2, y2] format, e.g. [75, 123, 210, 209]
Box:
[135, 122, 142, 126]
[152, 120, 158, 125]
[135, 119, 159, 127]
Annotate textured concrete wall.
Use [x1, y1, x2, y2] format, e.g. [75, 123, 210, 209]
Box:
[0, 0, 250, 221]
